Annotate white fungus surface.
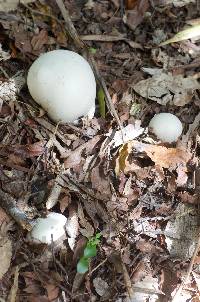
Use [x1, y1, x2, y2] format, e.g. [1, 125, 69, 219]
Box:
[29, 212, 67, 244]
[27, 50, 96, 123]
[149, 113, 183, 143]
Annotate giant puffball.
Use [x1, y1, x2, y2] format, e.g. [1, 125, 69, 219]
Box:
[27, 50, 96, 123]
[149, 113, 183, 143]
[29, 212, 67, 244]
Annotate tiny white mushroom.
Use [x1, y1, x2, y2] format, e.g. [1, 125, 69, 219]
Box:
[149, 113, 183, 143]
[29, 212, 67, 244]
[27, 50, 96, 123]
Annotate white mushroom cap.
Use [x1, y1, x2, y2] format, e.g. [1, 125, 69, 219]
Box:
[27, 50, 96, 123]
[29, 212, 67, 244]
[149, 113, 183, 143]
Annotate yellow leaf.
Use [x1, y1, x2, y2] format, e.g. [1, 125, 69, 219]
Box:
[160, 24, 200, 46]
[115, 143, 130, 176]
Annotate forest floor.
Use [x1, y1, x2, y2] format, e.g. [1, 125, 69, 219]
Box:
[0, 0, 200, 301]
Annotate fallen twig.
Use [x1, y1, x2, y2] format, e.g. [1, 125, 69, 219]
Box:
[55, 0, 84, 50]
[171, 233, 200, 302]
[81, 34, 126, 42]
[89, 258, 108, 276]
[81, 34, 143, 49]
[120, 259, 134, 301]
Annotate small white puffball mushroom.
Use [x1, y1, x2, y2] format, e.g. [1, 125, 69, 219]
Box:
[28, 212, 67, 244]
[27, 50, 96, 123]
[149, 113, 183, 143]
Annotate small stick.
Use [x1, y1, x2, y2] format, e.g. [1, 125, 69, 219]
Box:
[88, 54, 124, 137]
[89, 258, 108, 276]
[81, 34, 126, 42]
[171, 234, 200, 302]
[0, 189, 34, 231]
[121, 260, 134, 301]
[55, 0, 84, 50]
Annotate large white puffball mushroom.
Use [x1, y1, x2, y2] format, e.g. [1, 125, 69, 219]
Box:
[29, 212, 67, 244]
[27, 50, 96, 123]
[149, 113, 183, 143]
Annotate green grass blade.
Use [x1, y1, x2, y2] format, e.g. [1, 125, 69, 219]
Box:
[97, 88, 106, 118]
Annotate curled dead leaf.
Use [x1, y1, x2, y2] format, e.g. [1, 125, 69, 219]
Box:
[65, 205, 79, 251]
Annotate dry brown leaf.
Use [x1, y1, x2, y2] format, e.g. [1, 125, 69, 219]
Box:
[51, 20, 68, 46]
[45, 283, 59, 301]
[23, 284, 42, 295]
[46, 175, 63, 210]
[73, 237, 87, 264]
[0, 141, 46, 159]
[7, 266, 19, 302]
[116, 141, 191, 187]
[144, 145, 190, 170]
[0, 226, 12, 280]
[136, 238, 163, 254]
[0, 208, 11, 224]
[77, 203, 94, 238]
[0, 0, 35, 12]
[123, 0, 149, 31]
[59, 194, 71, 213]
[7, 154, 26, 167]
[93, 277, 109, 297]
[65, 205, 79, 251]
[178, 192, 198, 204]
[125, 0, 138, 9]
[13, 24, 32, 53]
[130, 141, 191, 169]
[28, 296, 49, 302]
[64, 136, 100, 169]
[90, 164, 111, 196]
[31, 29, 49, 51]
[133, 71, 200, 106]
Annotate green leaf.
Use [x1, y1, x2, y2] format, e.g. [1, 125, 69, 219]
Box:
[97, 88, 106, 118]
[84, 245, 97, 258]
[77, 257, 89, 274]
[88, 233, 101, 246]
[160, 24, 200, 46]
[89, 47, 97, 54]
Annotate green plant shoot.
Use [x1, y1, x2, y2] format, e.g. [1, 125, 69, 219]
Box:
[77, 233, 101, 274]
[89, 47, 97, 54]
[97, 88, 106, 118]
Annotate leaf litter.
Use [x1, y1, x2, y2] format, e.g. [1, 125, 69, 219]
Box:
[133, 69, 200, 106]
[0, 0, 200, 301]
